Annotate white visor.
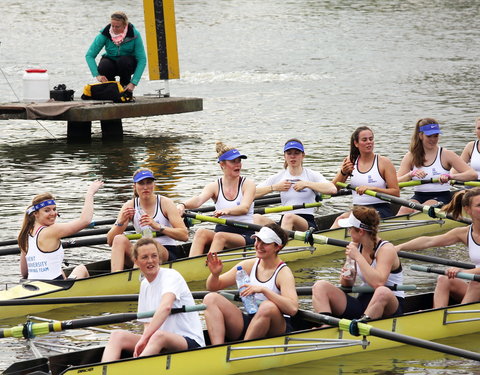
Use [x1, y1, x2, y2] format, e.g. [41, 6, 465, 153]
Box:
[252, 227, 283, 245]
[337, 212, 371, 231]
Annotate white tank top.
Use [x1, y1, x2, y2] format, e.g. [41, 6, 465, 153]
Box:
[133, 196, 176, 247]
[215, 177, 254, 223]
[249, 258, 286, 302]
[467, 225, 480, 267]
[26, 226, 64, 279]
[469, 141, 480, 179]
[351, 154, 386, 205]
[356, 240, 404, 298]
[413, 147, 450, 192]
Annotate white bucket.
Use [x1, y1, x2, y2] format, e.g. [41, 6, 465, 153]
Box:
[22, 69, 50, 103]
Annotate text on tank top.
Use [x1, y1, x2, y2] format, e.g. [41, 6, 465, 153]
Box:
[413, 147, 450, 192]
[26, 226, 64, 279]
[249, 258, 286, 302]
[351, 154, 386, 205]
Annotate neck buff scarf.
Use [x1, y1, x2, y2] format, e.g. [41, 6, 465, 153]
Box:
[110, 24, 128, 46]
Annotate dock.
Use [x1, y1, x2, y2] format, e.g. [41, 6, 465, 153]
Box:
[0, 96, 203, 141]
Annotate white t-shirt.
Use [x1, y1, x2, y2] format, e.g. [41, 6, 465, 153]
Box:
[137, 268, 205, 346]
[258, 167, 327, 215]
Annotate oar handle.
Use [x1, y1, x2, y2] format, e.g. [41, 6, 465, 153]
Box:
[336, 182, 471, 225]
[411, 265, 480, 282]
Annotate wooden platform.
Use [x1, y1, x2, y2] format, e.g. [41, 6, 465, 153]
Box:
[0, 96, 203, 141]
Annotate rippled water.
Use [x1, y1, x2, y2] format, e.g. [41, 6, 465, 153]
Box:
[1, 0, 480, 372]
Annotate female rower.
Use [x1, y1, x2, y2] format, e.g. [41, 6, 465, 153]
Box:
[395, 188, 480, 308]
[203, 223, 298, 344]
[313, 206, 404, 321]
[396, 118, 476, 215]
[107, 168, 188, 271]
[331, 126, 399, 227]
[101, 238, 205, 362]
[177, 142, 255, 257]
[18, 180, 103, 280]
[254, 139, 336, 231]
[457, 117, 480, 179]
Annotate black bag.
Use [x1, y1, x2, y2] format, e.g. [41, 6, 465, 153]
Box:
[81, 81, 133, 103]
[50, 84, 75, 101]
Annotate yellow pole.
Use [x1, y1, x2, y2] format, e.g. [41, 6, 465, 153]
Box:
[143, 0, 180, 80]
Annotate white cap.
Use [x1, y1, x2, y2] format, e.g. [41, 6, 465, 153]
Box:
[337, 212, 372, 231]
[252, 227, 283, 245]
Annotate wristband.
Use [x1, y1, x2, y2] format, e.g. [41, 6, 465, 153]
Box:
[340, 170, 348, 176]
[114, 222, 124, 227]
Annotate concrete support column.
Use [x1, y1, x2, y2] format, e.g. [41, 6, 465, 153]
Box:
[67, 121, 92, 141]
[100, 119, 123, 140]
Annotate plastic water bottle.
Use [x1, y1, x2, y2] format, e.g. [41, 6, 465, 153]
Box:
[138, 207, 153, 238]
[342, 256, 355, 280]
[235, 266, 258, 314]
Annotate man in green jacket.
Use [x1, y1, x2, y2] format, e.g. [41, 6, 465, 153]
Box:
[86, 12, 146, 92]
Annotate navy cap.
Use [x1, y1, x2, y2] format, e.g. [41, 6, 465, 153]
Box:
[284, 140, 304, 152]
[133, 170, 156, 182]
[218, 149, 247, 162]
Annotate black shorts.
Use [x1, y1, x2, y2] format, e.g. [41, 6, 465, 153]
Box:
[411, 191, 452, 205]
[279, 213, 318, 230]
[183, 336, 202, 349]
[239, 312, 293, 340]
[214, 224, 255, 246]
[354, 203, 392, 218]
[342, 292, 405, 319]
[164, 245, 178, 261]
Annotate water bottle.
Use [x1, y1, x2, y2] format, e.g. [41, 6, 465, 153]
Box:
[235, 266, 258, 314]
[138, 207, 153, 238]
[342, 256, 355, 280]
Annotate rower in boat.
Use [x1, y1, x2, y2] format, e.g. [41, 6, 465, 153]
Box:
[101, 238, 205, 362]
[396, 118, 477, 215]
[331, 126, 400, 227]
[313, 206, 405, 321]
[177, 142, 256, 257]
[203, 223, 298, 344]
[18, 180, 103, 280]
[253, 139, 336, 231]
[456, 117, 480, 179]
[395, 188, 480, 308]
[107, 168, 188, 271]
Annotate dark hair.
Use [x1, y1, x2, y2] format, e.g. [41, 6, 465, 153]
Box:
[349, 127, 373, 164]
[18, 193, 55, 254]
[132, 238, 166, 262]
[441, 188, 480, 220]
[410, 118, 439, 167]
[283, 138, 304, 169]
[351, 206, 379, 243]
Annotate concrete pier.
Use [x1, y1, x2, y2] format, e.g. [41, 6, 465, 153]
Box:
[0, 96, 202, 141]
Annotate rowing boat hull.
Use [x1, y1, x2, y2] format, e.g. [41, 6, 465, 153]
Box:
[5, 294, 480, 375]
[0, 212, 463, 321]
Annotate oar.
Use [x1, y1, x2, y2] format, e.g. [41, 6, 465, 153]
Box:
[0, 304, 206, 339]
[0, 284, 418, 307]
[449, 180, 480, 187]
[411, 265, 480, 281]
[254, 202, 323, 214]
[399, 179, 480, 188]
[398, 251, 474, 269]
[0, 231, 163, 257]
[336, 182, 471, 225]
[182, 212, 349, 248]
[296, 309, 480, 361]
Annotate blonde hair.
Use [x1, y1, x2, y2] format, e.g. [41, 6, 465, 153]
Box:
[215, 141, 235, 159]
[132, 167, 155, 198]
[111, 11, 128, 26]
[18, 193, 55, 254]
[283, 138, 304, 169]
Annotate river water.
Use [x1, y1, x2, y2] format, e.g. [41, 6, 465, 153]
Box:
[1, 0, 480, 373]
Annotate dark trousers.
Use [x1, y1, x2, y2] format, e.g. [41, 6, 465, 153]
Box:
[98, 56, 137, 87]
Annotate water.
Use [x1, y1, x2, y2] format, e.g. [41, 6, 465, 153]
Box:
[1, 0, 480, 372]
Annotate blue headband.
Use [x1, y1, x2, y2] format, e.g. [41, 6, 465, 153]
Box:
[133, 170, 156, 183]
[218, 149, 247, 162]
[27, 199, 56, 215]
